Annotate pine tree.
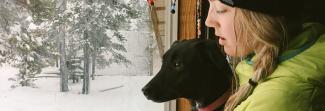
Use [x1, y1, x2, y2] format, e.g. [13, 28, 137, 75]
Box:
[28, 0, 69, 91]
[1, 0, 144, 91]
[0, 0, 55, 87]
[62, 0, 140, 94]
[56, 0, 69, 92]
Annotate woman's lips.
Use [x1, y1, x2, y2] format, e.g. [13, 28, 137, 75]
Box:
[219, 36, 226, 45]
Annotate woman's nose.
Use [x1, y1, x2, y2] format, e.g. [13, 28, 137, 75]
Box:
[205, 15, 214, 28]
[205, 7, 219, 28]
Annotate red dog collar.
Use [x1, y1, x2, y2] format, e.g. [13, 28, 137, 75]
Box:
[198, 88, 231, 111]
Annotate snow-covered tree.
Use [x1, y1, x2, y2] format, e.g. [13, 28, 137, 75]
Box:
[0, 0, 56, 87]
[0, 0, 20, 65]
[29, 0, 141, 93]
[1, 0, 145, 92]
[65, 0, 138, 68]
[60, 0, 140, 94]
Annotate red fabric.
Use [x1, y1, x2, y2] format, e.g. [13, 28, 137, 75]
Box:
[147, 0, 154, 6]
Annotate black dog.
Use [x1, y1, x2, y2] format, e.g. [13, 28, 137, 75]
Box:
[142, 39, 233, 111]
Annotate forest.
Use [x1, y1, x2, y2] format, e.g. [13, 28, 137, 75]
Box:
[0, 0, 150, 94]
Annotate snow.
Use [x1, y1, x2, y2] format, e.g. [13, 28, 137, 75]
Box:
[10, 23, 21, 35]
[0, 29, 163, 110]
[28, 22, 38, 30]
[0, 3, 164, 109]
[0, 65, 164, 111]
[97, 31, 153, 76]
[2, 30, 160, 109]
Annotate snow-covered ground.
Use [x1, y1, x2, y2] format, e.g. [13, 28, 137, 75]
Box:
[0, 27, 165, 111]
[0, 65, 164, 111]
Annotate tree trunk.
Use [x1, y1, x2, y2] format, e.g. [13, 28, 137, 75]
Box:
[20, 56, 28, 86]
[59, 24, 69, 92]
[82, 30, 90, 94]
[91, 53, 96, 80]
[59, 26, 69, 92]
[56, 56, 59, 67]
[82, 0, 94, 94]
[57, 0, 69, 92]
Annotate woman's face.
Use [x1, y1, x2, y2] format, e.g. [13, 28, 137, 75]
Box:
[205, 0, 245, 57]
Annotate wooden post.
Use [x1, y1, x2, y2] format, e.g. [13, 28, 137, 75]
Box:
[177, 0, 197, 111]
[178, 0, 197, 40]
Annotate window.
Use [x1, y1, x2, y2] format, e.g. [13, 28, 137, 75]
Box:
[0, 0, 167, 111]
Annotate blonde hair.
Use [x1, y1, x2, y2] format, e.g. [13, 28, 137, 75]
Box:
[224, 8, 301, 111]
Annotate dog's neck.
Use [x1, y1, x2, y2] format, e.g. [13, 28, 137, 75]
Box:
[197, 88, 231, 111]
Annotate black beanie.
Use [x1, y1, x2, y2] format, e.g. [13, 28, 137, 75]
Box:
[219, 0, 303, 17]
[219, 0, 325, 24]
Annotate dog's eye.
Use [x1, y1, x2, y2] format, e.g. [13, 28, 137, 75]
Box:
[175, 62, 180, 67]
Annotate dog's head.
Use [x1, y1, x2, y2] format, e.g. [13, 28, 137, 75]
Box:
[142, 39, 232, 106]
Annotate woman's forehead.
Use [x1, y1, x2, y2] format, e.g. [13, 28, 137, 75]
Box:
[210, 0, 231, 9]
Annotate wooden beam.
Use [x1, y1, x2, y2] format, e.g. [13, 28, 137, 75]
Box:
[149, 6, 164, 58]
[178, 0, 197, 40]
[178, 98, 193, 111]
[159, 29, 165, 33]
[177, 0, 197, 111]
[158, 21, 165, 25]
[155, 7, 166, 11]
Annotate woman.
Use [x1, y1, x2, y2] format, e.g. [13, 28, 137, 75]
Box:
[205, 0, 325, 111]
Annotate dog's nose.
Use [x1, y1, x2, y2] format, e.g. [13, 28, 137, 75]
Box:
[142, 86, 150, 96]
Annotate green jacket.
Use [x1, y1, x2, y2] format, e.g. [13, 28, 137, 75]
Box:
[234, 23, 325, 111]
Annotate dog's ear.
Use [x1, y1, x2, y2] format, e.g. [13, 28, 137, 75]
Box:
[171, 40, 180, 48]
[193, 39, 226, 64]
[192, 39, 217, 51]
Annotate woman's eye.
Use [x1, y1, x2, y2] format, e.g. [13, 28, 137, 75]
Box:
[216, 9, 226, 14]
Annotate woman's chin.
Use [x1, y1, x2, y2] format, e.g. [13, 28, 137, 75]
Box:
[223, 47, 250, 57]
[223, 47, 236, 57]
